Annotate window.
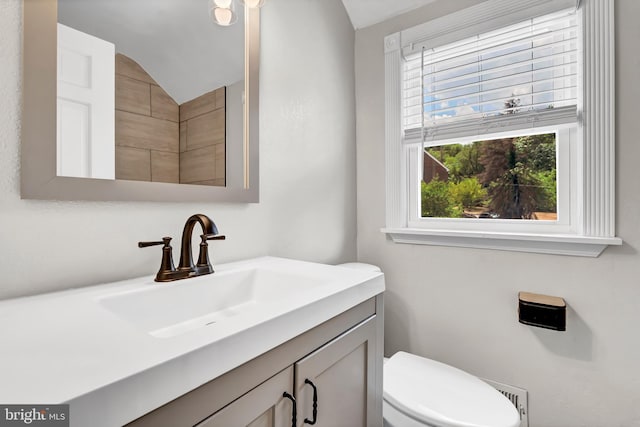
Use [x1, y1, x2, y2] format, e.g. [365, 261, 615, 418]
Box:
[419, 132, 559, 221]
[383, 0, 621, 256]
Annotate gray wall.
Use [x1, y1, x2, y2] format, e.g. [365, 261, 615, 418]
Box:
[0, 0, 356, 300]
[355, 0, 640, 426]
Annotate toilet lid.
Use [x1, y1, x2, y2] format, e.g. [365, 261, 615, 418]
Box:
[383, 352, 521, 427]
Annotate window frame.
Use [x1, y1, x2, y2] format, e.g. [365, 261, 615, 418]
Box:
[382, 0, 622, 257]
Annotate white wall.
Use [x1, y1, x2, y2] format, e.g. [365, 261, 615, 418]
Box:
[0, 0, 356, 300]
[355, 1, 640, 426]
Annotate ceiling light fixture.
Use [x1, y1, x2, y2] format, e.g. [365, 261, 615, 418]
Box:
[209, 0, 266, 27]
[209, 0, 238, 26]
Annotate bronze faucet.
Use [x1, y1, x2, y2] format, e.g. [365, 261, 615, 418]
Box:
[138, 214, 225, 282]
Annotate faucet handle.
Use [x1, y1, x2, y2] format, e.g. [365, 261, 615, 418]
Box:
[194, 233, 225, 274]
[138, 237, 177, 282]
[138, 237, 173, 248]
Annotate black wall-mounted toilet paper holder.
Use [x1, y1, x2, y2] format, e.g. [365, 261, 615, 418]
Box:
[518, 291, 566, 331]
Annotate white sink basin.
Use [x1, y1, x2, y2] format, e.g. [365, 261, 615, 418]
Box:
[0, 256, 384, 427]
[99, 266, 329, 338]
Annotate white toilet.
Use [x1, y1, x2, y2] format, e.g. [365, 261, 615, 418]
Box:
[336, 263, 520, 427]
[383, 352, 521, 427]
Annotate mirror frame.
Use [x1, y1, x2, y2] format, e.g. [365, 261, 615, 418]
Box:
[22, 0, 259, 203]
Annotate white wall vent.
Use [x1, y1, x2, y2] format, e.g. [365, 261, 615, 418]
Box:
[482, 378, 529, 427]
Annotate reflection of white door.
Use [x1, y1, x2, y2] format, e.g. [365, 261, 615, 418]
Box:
[57, 23, 115, 179]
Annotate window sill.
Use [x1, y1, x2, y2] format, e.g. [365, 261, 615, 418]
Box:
[381, 228, 623, 257]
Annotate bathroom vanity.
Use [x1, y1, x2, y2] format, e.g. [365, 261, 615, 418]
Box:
[128, 294, 380, 427]
[0, 257, 384, 427]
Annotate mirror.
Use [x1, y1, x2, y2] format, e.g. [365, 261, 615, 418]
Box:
[22, 0, 259, 202]
[56, 0, 244, 186]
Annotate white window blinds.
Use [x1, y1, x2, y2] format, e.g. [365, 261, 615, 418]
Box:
[403, 8, 578, 144]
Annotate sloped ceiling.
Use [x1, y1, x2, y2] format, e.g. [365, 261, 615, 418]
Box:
[340, 0, 437, 29]
[58, 0, 244, 105]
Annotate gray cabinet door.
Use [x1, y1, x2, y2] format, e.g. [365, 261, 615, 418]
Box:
[294, 316, 377, 427]
[196, 366, 295, 427]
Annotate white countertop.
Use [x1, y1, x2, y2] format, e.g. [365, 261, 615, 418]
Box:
[0, 257, 384, 426]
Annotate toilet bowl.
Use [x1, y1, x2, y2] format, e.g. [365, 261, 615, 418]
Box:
[383, 352, 521, 427]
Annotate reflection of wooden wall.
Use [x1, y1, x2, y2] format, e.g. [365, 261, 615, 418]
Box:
[179, 88, 226, 186]
[114, 54, 226, 186]
[115, 54, 179, 183]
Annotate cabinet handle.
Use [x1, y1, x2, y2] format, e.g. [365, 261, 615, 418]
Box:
[282, 392, 297, 427]
[303, 379, 318, 425]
